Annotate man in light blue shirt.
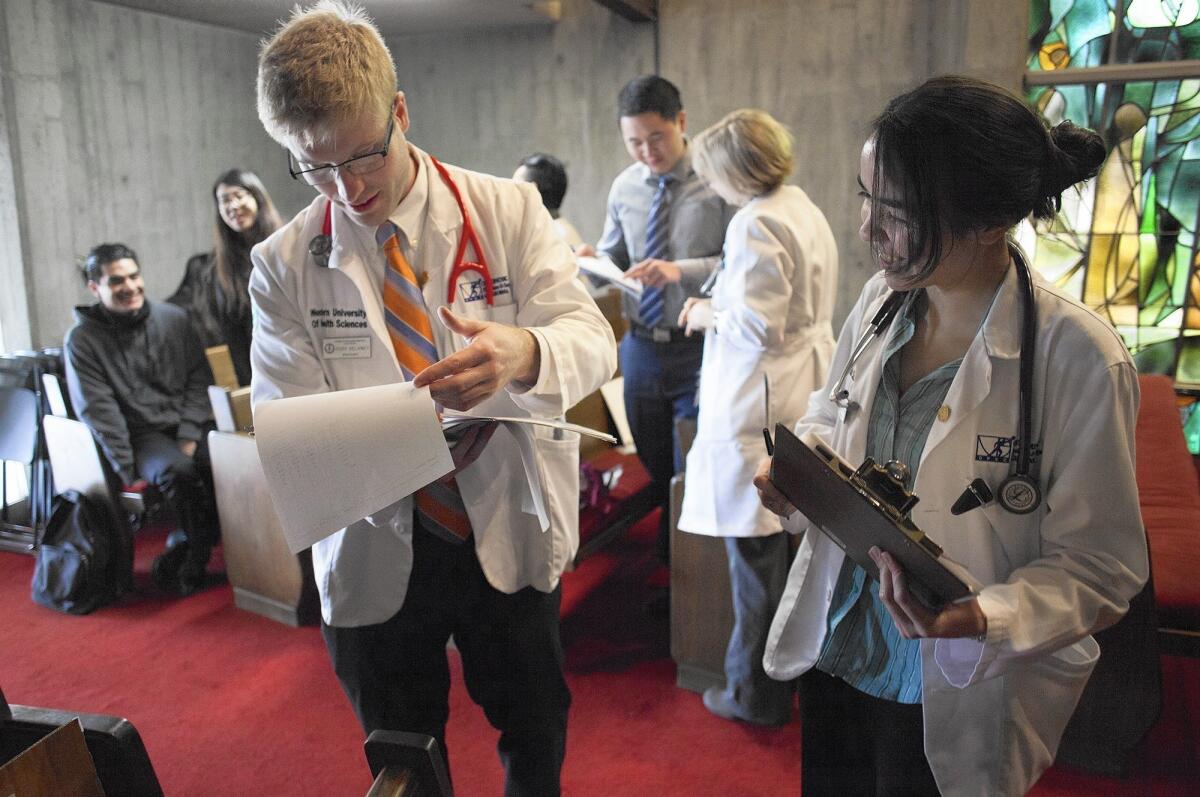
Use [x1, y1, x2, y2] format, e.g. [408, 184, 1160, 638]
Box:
[580, 75, 734, 561]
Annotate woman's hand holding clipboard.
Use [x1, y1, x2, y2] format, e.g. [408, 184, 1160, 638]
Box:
[764, 425, 979, 612]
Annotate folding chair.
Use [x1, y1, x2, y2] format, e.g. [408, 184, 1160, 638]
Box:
[0, 386, 38, 553]
[41, 415, 149, 540]
[41, 372, 70, 418]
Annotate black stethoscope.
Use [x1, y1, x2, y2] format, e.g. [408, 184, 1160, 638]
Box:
[308, 156, 494, 306]
[828, 246, 1042, 516]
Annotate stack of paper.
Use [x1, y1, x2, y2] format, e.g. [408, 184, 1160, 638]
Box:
[253, 384, 616, 553]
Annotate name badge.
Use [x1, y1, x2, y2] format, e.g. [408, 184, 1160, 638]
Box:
[321, 336, 372, 359]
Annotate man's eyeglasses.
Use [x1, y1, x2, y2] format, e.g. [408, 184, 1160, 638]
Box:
[288, 116, 394, 186]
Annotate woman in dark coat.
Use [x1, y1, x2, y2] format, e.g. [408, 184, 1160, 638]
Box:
[169, 168, 283, 386]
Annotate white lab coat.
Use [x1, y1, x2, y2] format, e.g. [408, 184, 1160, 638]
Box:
[678, 185, 837, 538]
[249, 148, 616, 627]
[763, 265, 1148, 796]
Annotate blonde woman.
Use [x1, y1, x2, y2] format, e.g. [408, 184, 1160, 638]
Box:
[677, 108, 838, 726]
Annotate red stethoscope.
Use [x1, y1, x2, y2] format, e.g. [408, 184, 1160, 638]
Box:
[311, 155, 494, 306]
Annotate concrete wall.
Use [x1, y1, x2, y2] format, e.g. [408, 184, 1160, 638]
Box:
[662, 0, 1028, 322]
[0, 43, 30, 352]
[387, 0, 1027, 325]
[1, 0, 1027, 349]
[386, 0, 654, 257]
[0, 0, 312, 350]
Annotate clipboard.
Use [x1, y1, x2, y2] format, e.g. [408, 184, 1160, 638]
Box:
[769, 423, 973, 610]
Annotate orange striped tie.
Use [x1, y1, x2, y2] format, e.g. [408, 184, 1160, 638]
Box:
[381, 225, 473, 543]
[382, 232, 438, 380]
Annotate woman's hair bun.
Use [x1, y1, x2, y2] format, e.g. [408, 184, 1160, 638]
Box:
[1044, 121, 1106, 193]
[1034, 121, 1106, 219]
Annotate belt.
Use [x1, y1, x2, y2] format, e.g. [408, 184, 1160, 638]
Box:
[629, 323, 692, 343]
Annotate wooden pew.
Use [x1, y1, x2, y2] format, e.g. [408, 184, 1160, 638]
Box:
[0, 687, 162, 797]
[208, 430, 319, 626]
[363, 731, 451, 797]
[0, 720, 104, 797]
[205, 344, 239, 391]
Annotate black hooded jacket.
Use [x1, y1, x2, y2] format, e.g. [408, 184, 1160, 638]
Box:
[63, 300, 213, 485]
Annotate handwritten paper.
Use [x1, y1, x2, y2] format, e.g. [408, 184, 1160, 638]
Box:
[254, 383, 454, 553]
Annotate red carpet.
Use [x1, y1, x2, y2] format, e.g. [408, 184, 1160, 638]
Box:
[1, 516, 1197, 795]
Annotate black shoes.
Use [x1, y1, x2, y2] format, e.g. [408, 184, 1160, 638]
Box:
[702, 687, 791, 728]
[151, 537, 188, 593]
[176, 555, 209, 596]
[151, 532, 209, 596]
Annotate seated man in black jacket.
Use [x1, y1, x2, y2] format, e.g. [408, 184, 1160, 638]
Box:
[64, 242, 219, 595]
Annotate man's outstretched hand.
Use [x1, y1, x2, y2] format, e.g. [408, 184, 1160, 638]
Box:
[413, 307, 540, 411]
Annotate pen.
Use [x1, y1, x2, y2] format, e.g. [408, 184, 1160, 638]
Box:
[761, 372, 774, 457]
[699, 256, 724, 297]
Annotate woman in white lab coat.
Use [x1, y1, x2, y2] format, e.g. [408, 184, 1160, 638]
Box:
[677, 109, 838, 726]
[754, 77, 1148, 796]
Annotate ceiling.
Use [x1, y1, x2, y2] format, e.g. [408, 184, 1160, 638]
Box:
[96, 0, 563, 37]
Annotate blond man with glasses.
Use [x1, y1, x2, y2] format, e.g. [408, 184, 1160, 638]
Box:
[248, 3, 615, 793]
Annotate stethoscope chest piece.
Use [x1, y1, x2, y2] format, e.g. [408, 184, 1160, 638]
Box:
[309, 234, 332, 268]
[997, 474, 1041, 515]
[311, 200, 335, 268]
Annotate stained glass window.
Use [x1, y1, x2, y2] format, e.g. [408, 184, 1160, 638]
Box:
[1024, 1, 1200, 383]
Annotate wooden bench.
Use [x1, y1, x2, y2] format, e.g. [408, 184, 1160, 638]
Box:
[1136, 374, 1200, 655]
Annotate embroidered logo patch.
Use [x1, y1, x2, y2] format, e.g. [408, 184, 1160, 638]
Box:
[459, 277, 487, 303]
[976, 435, 1042, 464]
[976, 435, 1015, 463]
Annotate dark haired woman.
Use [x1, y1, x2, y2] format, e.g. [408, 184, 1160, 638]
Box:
[754, 76, 1147, 795]
[169, 169, 283, 386]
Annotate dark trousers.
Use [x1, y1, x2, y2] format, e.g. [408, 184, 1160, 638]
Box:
[798, 668, 940, 796]
[131, 428, 219, 558]
[619, 333, 702, 559]
[720, 534, 793, 721]
[321, 523, 571, 797]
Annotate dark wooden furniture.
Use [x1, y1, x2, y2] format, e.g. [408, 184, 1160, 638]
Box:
[1, 686, 162, 797]
[208, 431, 319, 627]
[667, 418, 779, 694]
[1137, 375, 1200, 655]
[0, 720, 104, 797]
[669, 471, 735, 693]
[363, 731, 451, 797]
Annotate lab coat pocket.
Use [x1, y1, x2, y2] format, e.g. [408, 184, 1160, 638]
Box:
[487, 300, 519, 325]
[530, 429, 580, 581]
[1008, 637, 1099, 765]
[680, 438, 773, 537]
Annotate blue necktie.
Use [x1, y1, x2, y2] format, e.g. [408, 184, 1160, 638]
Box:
[638, 175, 672, 327]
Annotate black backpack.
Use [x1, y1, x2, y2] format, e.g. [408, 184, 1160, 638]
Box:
[31, 490, 132, 614]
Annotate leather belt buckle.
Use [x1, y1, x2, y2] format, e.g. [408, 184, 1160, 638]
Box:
[651, 327, 671, 343]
